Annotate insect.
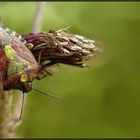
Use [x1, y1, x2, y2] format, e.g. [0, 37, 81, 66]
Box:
[0, 27, 39, 93]
[0, 26, 102, 120]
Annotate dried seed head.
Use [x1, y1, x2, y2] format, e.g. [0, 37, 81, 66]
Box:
[23, 28, 103, 68]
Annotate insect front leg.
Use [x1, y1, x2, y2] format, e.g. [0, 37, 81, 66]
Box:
[36, 61, 57, 80]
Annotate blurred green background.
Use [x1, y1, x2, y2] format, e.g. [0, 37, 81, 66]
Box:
[0, 2, 140, 138]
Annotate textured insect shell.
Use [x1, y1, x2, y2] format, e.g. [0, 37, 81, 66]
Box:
[0, 27, 10, 89]
[0, 49, 8, 83]
[0, 29, 39, 92]
[11, 35, 39, 73]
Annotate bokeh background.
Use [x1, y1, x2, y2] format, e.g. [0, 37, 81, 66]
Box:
[0, 2, 140, 138]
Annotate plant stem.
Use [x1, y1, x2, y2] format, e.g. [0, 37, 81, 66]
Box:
[0, 2, 46, 137]
[0, 91, 14, 137]
[0, 18, 15, 138]
[32, 2, 46, 33]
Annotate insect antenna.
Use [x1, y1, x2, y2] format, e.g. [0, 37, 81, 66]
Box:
[32, 88, 61, 99]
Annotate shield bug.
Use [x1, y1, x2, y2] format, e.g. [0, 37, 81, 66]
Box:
[0, 27, 39, 93]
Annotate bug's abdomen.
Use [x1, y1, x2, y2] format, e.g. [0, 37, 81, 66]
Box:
[0, 49, 8, 82]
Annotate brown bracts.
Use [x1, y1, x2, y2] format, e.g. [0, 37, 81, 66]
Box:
[22, 28, 102, 79]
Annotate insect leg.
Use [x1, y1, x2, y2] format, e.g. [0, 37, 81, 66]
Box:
[18, 92, 25, 122]
[36, 61, 57, 80]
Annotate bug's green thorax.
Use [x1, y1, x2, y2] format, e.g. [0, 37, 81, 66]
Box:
[4, 44, 30, 76]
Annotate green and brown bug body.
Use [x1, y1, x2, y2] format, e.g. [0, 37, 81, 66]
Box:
[0, 27, 39, 93]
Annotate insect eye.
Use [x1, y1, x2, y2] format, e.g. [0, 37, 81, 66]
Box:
[20, 73, 28, 82]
